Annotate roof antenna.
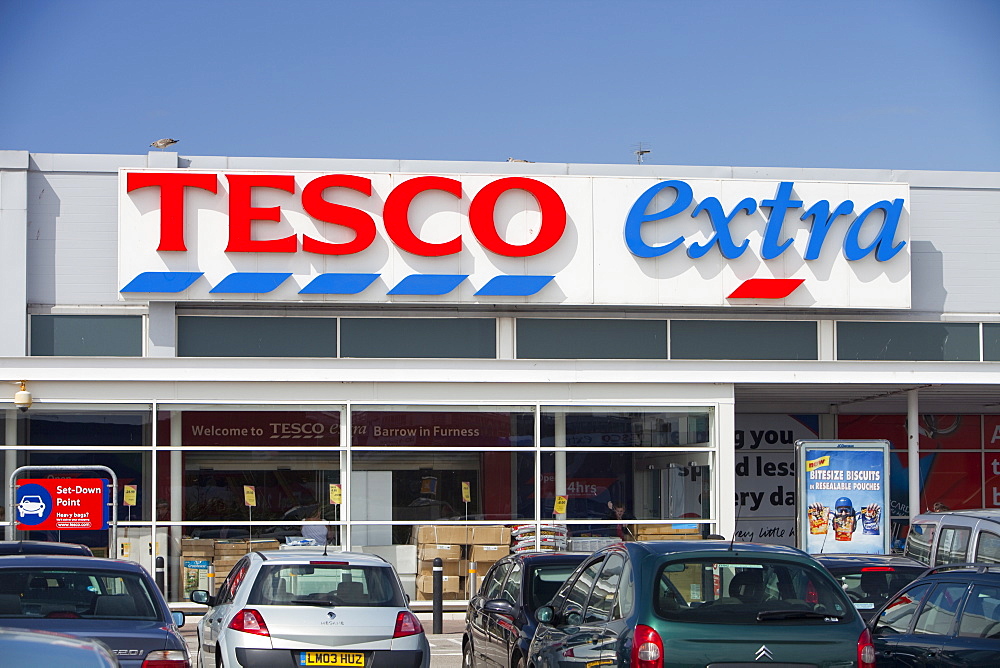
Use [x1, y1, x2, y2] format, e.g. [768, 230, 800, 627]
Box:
[633, 142, 651, 164]
[729, 501, 744, 551]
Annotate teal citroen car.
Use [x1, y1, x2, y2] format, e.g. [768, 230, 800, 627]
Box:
[527, 540, 875, 668]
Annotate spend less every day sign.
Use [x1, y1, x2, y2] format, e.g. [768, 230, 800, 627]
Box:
[16, 478, 109, 531]
[119, 171, 910, 309]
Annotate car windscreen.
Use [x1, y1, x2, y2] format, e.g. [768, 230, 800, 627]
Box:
[0, 568, 161, 620]
[654, 558, 853, 625]
[904, 522, 936, 565]
[826, 566, 925, 611]
[528, 563, 583, 612]
[248, 563, 406, 607]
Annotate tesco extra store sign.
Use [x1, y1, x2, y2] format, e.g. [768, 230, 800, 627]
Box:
[118, 170, 910, 308]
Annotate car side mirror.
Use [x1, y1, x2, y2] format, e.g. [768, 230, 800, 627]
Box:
[190, 589, 213, 606]
[172, 611, 185, 628]
[484, 599, 516, 616]
[536, 605, 555, 624]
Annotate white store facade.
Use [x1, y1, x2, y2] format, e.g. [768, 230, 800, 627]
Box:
[2, 148, 1000, 601]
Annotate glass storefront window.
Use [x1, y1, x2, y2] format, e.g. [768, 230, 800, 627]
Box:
[22, 409, 151, 447]
[671, 320, 818, 360]
[182, 451, 340, 526]
[516, 319, 668, 359]
[540, 406, 711, 448]
[837, 321, 980, 361]
[351, 406, 534, 448]
[30, 315, 142, 356]
[539, 450, 713, 525]
[6, 402, 718, 602]
[156, 408, 342, 447]
[178, 316, 338, 357]
[350, 450, 533, 544]
[341, 318, 496, 358]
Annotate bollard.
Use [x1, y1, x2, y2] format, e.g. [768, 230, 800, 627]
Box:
[432, 557, 443, 634]
[467, 561, 477, 598]
[207, 564, 216, 596]
[155, 556, 165, 594]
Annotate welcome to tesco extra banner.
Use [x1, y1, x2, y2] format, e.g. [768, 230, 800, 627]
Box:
[118, 170, 910, 308]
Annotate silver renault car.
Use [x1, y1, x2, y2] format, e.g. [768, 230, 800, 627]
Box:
[190, 549, 429, 667]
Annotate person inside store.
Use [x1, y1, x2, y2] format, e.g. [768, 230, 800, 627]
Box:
[606, 500, 635, 541]
[302, 508, 333, 545]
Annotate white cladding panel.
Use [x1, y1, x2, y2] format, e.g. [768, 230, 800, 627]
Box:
[909, 186, 1000, 313]
[27, 171, 121, 305]
[117, 170, 911, 309]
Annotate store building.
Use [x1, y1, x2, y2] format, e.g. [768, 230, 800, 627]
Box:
[1, 149, 999, 601]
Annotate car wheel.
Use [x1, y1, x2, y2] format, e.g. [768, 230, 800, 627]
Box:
[463, 641, 475, 668]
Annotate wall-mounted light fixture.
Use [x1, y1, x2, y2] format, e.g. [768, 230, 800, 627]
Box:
[13, 381, 31, 413]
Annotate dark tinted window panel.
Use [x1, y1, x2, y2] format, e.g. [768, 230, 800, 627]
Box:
[517, 319, 666, 359]
[341, 318, 495, 358]
[837, 322, 979, 361]
[31, 315, 142, 356]
[984, 324, 1000, 361]
[178, 316, 337, 357]
[671, 320, 817, 360]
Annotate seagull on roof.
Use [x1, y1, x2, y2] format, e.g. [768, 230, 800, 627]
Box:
[150, 138, 179, 150]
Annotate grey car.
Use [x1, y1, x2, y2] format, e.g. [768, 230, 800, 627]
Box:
[190, 549, 429, 667]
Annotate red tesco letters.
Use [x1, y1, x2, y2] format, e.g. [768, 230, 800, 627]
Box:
[126, 172, 566, 257]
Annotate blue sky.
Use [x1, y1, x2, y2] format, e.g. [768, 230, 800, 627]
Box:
[2, 0, 998, 171]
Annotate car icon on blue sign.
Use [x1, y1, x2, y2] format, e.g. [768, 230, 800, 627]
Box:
[17, 495, 46, 518]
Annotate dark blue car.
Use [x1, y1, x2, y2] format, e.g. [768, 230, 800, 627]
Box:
[464, 551, 589, 668]
[870, 562, 1000, 667]
[0, 554, 189, 667]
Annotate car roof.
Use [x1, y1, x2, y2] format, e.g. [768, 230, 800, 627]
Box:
[814, 553, 926, 570]
[623, 540, 813, 559]
[254, 549, 393, 566]
[0, 554, 146, 572]
[919, 563, 1000, 579]
[505, 552, 590, 564]
[915, 509, 1000, 522]
[0, 541, 93, 556]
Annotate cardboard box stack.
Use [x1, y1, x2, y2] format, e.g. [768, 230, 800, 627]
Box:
[415, 525, 465, 601]
[413, 525, 511, 600]
[212, 539, 281, 581]
[635, 523, 702, 541]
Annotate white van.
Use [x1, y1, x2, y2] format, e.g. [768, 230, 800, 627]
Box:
[904, 509, 1000, 566]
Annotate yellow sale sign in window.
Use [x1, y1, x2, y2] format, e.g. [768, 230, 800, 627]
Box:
[329, 483, 342, 505]
[243, 485, 257, 507]
[462, 482, 471, 503]
[123, 484, 137, 506]
[554, 495, 568, 515]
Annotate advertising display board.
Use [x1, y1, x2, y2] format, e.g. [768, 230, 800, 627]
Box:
[796, 440, 890, 555]
[15, 478, 110, 531]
